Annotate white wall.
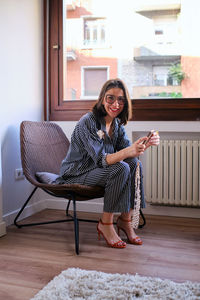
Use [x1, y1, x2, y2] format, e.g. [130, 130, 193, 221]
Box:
[0, 0, 44, 233]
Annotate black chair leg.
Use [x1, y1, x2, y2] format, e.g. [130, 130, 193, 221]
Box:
[14, 188, 74, 228]
[72, 195, 79, 255]
[14, 187, 38, 228]
[66, 200, 71, 216]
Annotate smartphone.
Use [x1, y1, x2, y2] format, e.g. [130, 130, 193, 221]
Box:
[142, 130, 156, 145]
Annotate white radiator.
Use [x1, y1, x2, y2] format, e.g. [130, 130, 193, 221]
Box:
[145, 139, 200, 207]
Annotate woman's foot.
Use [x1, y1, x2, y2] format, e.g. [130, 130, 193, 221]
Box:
[97, 219, 126, 248]
[116, 216, 143, 245]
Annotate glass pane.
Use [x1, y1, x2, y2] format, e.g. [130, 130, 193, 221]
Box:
[63, 0, 200, 100]
[84, 68, 107, 96]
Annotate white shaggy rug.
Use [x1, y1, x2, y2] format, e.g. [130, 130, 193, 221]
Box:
[30, 268, 200, 300]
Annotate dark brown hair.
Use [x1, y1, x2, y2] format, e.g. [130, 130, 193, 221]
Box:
[92, 78, 132, 125]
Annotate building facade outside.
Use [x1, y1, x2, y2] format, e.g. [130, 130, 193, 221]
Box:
[64, 0, 200, 100]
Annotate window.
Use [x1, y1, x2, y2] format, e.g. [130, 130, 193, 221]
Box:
[153, 66, 167, 86]
[83, 18, 107, 48]
[82, 67, 108, 98]
[153, 66, 177, 87]
[154, 17, 178, 46]
[45, 0, 200, 121]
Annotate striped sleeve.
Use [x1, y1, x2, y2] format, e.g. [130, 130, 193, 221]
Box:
[116, 124, 131, 151]
[75, 114, 108, 168]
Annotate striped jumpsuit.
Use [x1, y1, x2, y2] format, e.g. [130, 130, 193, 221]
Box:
[56, 112, 145, 213]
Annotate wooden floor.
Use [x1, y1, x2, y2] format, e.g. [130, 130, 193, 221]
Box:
[0, 209, 200, 300]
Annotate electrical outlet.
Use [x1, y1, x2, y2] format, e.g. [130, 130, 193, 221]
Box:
[15, 168, 25, 180]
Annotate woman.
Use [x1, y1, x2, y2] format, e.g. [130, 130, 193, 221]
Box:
[58, 78, 160, 248]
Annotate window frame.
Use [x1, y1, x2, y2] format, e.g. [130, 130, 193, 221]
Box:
[45, 0, 200, 122]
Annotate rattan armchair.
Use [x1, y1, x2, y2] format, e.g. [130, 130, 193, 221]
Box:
[14, 121, 105, 254]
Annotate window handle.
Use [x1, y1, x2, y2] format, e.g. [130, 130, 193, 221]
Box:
[52, 44, 60, 49]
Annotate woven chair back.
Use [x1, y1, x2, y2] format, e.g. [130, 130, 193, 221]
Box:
[20, 121, 70, 186]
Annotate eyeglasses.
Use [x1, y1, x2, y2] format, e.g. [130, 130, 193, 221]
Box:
[105, 94, 126, 105]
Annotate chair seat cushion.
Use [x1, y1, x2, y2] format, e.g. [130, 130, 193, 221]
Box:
[36, 172, 59, 184]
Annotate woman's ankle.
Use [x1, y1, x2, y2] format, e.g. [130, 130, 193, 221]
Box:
[101, 212, 114, 224]
[120, 217, 131, 222]
[119, 214, 131, 222]
[100, 219, 113, 225]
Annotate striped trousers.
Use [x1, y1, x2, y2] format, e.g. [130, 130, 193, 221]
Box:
[62, 157, 145, 213]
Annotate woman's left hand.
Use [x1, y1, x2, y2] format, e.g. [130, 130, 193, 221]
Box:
[146, 131, 160, 148]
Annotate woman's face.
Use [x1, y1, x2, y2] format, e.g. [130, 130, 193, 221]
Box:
[102, 87, 125, 122]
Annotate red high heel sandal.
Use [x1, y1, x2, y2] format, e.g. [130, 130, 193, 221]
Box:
[117, 216, 143, 245]
[97, 219, 126, 248]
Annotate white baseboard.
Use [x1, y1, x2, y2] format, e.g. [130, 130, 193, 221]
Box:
[4, 197, 200, 227]
[46, 198, 200, 219]
[3, 200, 46, 226]
[3, 198, 104, 226]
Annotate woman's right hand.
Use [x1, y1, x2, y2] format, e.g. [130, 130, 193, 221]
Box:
[106, 137, 147, 165]
[127, 137, 147, 158]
